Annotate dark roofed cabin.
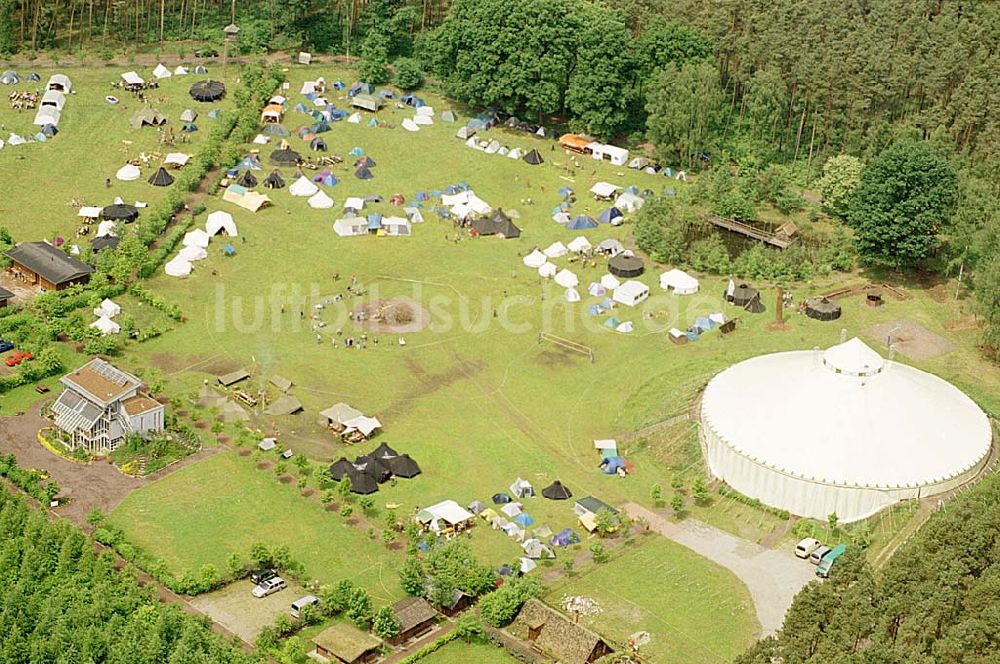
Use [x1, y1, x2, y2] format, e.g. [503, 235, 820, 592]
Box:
[5, 242, 94, 291]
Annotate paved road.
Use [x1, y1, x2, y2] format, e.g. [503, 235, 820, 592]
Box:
[624, 503, 816, 637]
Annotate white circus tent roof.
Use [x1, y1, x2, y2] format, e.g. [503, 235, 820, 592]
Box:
[701, 338, 992, 522]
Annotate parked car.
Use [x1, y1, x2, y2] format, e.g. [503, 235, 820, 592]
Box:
[250, 568, 277, 585]
[290, 595, 320, 618]
[195, 47, 219, 58]
[794, 538, 821, 559]
[816, 544, 847, 578]
[0, 340, 13, 353]
[251, 576, 286, 598]
[5, 351, 33, 367]
[809, 545, 832, 565]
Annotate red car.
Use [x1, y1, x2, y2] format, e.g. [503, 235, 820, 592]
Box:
[5, 351, 33, 367]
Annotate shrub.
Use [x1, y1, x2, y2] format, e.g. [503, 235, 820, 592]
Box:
[394, 57, 423, 89]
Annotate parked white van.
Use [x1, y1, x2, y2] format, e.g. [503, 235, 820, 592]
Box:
[291, 594, 320, 618]
[795, 538, 821, 559]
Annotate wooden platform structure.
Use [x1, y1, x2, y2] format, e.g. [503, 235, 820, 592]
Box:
[708, 216, 797, 249]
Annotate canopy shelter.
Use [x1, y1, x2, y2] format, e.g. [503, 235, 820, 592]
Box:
[148, 167, 174, 187]
[270, 147, 302, 167]
[101, 204, 139, 222]
[589, 182, 620, 200]
[608, 254, 644, 278]
[164, 152, 191, 168]
[541, 480, 572, 500]
[189, 80, 225, 102]
[347, 468, 378, 495]
[805, 297, 842, 321]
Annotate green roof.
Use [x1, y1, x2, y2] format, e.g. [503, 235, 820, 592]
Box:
[313, 622, 380, 662]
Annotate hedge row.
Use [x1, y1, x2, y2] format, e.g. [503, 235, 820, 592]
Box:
[397, 632, 460, 664]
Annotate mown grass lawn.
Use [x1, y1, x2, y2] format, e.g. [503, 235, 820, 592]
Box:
[0, 63, 239, 242]
[545, 535, 759, 664]
[422, 639, 517, 663]
[109, 450, 406, 603]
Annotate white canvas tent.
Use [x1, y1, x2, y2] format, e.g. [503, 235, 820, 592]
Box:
[173, 65, 189, 75]
[589, 143, 629, 166]
[182, 228, 210, 248]
[289, 176, 319, 197]
[89, 316, 121, 335]
[33, 107, 60, 127]
[333, 217, 367, 237]
[96, 220, 117, 237]
[613, 280, 649, 307]
[567, 236, 591, 253]
[152, 63, 172, 79]
[522, 249, 546, 268]
[46, 74, 71, 93]
[565, 288, 581, 303]
[413, 114, 433, 126]
[416, 106, 434, 116]
[164, 256, 192, 277]
[659, 269, 699, 295]
[116, 164, 141, 181]
[543, 241, 568, 258]
[507, 147, 524, 159]
[205, 210, 238, 237]
[41, 90, 65, 110]
[615, 192, 644, 213]
[93, 299, 121, 318]
[348, 112, 362, 124]
[554, 269, 579, 288]
[538, 262, 557, 278]
[402, 118, 419, 132]
[308, 190, 334, 209]
[178, 245, 208, 261]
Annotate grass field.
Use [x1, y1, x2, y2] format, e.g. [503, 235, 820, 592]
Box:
[545, 535, 759, 663]
[422, 639, 517, 663]
[109, 451, 406, 602]
[6, 62, 998, 658]
[0, 63, 239, 241]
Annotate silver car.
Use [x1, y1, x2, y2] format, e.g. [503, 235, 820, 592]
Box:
[252, 575, 286, 598]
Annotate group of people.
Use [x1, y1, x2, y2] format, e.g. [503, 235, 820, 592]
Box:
[8, 90, 39, 111]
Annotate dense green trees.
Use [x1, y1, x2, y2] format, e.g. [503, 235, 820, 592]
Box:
[645, 60, 724, 167]
[739, 472, 1000, 662]
[0, 486, 260, 663]
[845, 141, 957, 269]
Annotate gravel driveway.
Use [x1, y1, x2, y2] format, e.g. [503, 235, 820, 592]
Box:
[625, 503, 816, 637]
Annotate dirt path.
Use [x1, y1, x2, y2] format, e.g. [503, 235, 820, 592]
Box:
[624, 503, 815, 638]
[0, 402, 144, 523]
[382, 622, 456, 664]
